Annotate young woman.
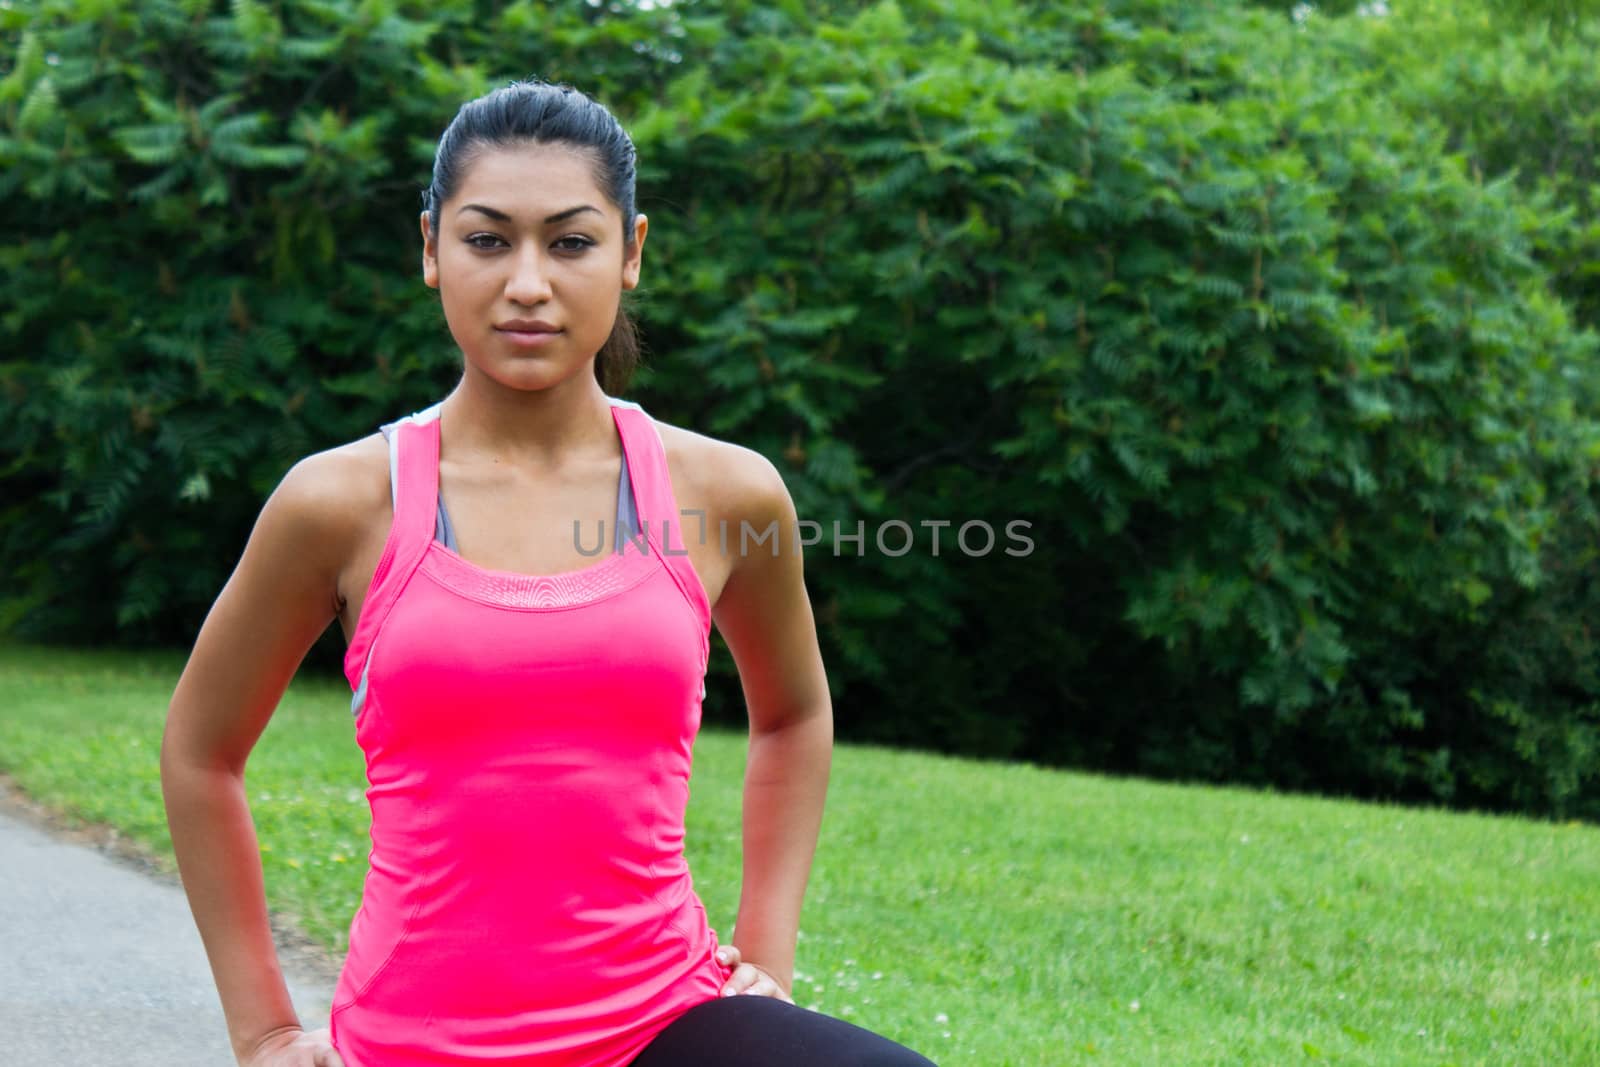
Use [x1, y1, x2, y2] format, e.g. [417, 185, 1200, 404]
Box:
[161, 79, 937, 1067]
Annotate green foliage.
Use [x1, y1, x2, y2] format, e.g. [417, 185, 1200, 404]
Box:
[1316, 2, 1600, 327]
[2, 0, 1597, 818]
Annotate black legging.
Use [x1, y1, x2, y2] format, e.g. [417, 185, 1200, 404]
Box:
[628, 994, 940, 1066]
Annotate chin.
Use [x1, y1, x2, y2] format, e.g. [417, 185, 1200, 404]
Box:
[484, 362, 592, 394]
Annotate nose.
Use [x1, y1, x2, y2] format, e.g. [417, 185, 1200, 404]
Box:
[504, 243, 554, 304]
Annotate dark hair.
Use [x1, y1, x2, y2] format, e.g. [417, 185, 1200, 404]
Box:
[421, 77, 644, 395]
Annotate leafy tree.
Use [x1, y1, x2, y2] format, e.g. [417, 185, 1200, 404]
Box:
[2, 0, 1596, 817]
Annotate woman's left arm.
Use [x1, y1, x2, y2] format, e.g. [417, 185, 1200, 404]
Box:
[710, 449, 834, 999]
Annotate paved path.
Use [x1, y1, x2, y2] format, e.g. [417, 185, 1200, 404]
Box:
[0, 779, 336, 1066]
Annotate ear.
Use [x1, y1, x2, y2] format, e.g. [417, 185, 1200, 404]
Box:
[421, 212, 439, 289]
[622, 213, 647, 292]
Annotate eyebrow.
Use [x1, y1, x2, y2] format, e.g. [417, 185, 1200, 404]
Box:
[456, 203, 602, 224]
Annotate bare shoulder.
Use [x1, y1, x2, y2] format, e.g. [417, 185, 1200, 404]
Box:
[652, 417, 793, 525]
[271, 432, 390, 531]
[250, 432, 393, 615]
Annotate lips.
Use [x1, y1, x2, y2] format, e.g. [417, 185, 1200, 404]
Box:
[496, 325, 563, 349]
[496, 320, 560, 333]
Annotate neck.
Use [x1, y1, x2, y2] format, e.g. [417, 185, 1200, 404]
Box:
[437, 367, 617, 469]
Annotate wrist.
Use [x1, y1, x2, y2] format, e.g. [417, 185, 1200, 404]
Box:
[235, 1021, 305, 1064]
[741, 957, 793, 994]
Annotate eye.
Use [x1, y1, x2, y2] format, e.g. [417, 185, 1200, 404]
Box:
[464, 234, 595, 252]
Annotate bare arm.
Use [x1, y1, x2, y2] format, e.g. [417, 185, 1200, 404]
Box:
[710, 449, 834, 996]
[160, 445, 380, 1064]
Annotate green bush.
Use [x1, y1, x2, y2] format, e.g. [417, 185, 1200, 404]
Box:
[3, 0, 1596, 817]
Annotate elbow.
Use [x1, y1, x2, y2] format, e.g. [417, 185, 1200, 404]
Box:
[159, 699, 244, 789]
[753, 698, 833, 740]
[158, 699, 198, 783]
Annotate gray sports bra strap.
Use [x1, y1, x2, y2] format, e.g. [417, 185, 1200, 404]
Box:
[613, 450, 640, 551]
[435, 491, 460, 552]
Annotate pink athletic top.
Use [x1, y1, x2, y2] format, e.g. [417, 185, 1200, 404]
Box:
[328, 396, 735, 1065]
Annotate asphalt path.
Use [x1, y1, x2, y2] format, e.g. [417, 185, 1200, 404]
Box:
[0, 777, 337, 1066]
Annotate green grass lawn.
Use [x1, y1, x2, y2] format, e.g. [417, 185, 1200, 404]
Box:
[1, 640, 1596, 1065]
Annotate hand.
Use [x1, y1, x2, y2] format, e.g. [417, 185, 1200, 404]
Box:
[238, 1024, 346, 1067]
[715, 943, 795, 1003]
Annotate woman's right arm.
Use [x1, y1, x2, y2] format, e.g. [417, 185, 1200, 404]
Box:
[160, 442, 385, 1066]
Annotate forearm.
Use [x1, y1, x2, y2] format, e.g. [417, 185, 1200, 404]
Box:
[731, 707, 833, 991]
[160, 758, 301, 1062]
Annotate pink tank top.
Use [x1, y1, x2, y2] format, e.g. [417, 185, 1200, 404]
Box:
[329, 396, 735, 1066]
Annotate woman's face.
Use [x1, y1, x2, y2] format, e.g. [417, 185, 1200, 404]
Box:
[421, 141, 647, 395]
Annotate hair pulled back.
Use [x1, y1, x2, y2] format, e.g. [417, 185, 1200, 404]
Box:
[421, 77, 643, 395]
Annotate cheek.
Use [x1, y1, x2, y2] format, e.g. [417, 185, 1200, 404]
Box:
[565, 264, 619, 313]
